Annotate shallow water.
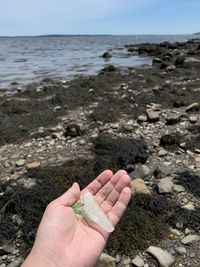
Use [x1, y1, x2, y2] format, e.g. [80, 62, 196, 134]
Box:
[0, 34, 193, 89]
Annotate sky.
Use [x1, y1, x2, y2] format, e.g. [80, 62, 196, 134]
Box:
[0, 0, 200, 36]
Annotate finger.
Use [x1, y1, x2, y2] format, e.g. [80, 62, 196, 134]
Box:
[107, 187, 132, 227]
[100, 174, 130, 213]
[95, 170, 128, 204]
[57, 182, 80, 206]
[97, 172, 130, 210]
[81, 170, 113, 196]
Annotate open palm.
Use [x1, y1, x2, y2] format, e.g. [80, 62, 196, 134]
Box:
[22, 170, 131, 267]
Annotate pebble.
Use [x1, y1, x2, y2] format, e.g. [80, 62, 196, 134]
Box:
[182, 203, 195, 211]
[175, 246, 187, 255]
[122, 256, 131, 265]
[137, 115, 148, 122]
[0, 264, 6, 267]
[7, 258, 22, 267]
[132, 255, 144, 267]
[181, 234, 200, 245]
[146, 246, 175, 267]
[157, 177, 174, 193]
[158, 149, 168, 157]
[189, 115, 198, 123]
[96, 253, 116, 267]
[173, 184, 185, 192]
[25, 161, 41, 170]
[0, 243, 16, 254]
[170, 229, 182, 236]
[15, 159, 26, 167]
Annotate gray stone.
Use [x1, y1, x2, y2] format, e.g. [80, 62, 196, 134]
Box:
[52, 132, 63, 139]
[137, 115, 148, 122]
[170, 229, 182, 236]
[133, 164, 152, 179]
[181, 234, 200, 245]
[0, 242, 16, 254]
[154, 164, 171, 178]
[157, 177, 174, 193]
[189, 115, 198, 123]
[146, 246, 175, 267]
[7, 258, 22, 267]
[110, 123, 120, 129]
[158, 149, 168, 157]
[122, 256, 131, 265]
[146, 109, 160, 123]
[26, 162, 41, 170]
[15, 159, 26, 167]
[173, 184, 185, 192]
[0, 264, 6, 267]
[96, 253, 116, 267]
[175, 246, 187, 255]
[132, 255, 144, 267]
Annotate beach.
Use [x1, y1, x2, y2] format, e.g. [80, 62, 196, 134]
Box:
[0, 38, 200, 266]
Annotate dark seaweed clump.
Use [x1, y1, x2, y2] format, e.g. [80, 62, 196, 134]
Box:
[169, 208, 200, 233]
[176, 171, 200, 197]
[92, 134, 149, 173]
[106, 193, 174, 255]
[160, 132, 182, 150]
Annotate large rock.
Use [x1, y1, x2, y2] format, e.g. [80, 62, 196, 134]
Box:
[96, 253, 116, 267]
[131, 179, 150, 195]
[102, 52, 112, 58]
[146, 109, 160, 123]
[157, 177, 174, 193]
[146, 246, 175, 267]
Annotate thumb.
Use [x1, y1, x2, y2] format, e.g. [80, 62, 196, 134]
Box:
[58, 182, 80, 206]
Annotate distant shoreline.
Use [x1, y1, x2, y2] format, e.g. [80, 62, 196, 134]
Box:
[0, 33, 194, 38]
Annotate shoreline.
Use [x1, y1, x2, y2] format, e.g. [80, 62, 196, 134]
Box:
[0, 39, 200, 266]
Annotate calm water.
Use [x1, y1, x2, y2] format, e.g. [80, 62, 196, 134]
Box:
[0, 35, 193, 89]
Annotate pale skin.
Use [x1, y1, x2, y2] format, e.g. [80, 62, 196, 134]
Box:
[22, 170, 131, 267]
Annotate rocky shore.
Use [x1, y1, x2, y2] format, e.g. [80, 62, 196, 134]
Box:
[0, 39, 200, 267]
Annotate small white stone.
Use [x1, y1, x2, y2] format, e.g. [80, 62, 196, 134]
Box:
[15, 159, 26, 167]
[96, 253, 116, 267]
[146, 246, 175, 267]
[132, 255, 144, 267]
[181, 234, 200, 245]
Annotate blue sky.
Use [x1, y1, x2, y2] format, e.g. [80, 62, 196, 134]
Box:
[0, 0, 200, 36]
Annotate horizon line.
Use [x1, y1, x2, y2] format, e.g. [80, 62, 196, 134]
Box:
[0, 33, 198, 38]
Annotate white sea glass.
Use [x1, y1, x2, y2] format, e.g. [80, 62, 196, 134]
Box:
[80, 192, 114, 233]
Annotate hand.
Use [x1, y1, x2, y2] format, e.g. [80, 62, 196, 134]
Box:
[22, 170, 131, 267]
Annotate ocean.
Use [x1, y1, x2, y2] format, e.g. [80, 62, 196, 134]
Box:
[0, 34, 193, 90]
